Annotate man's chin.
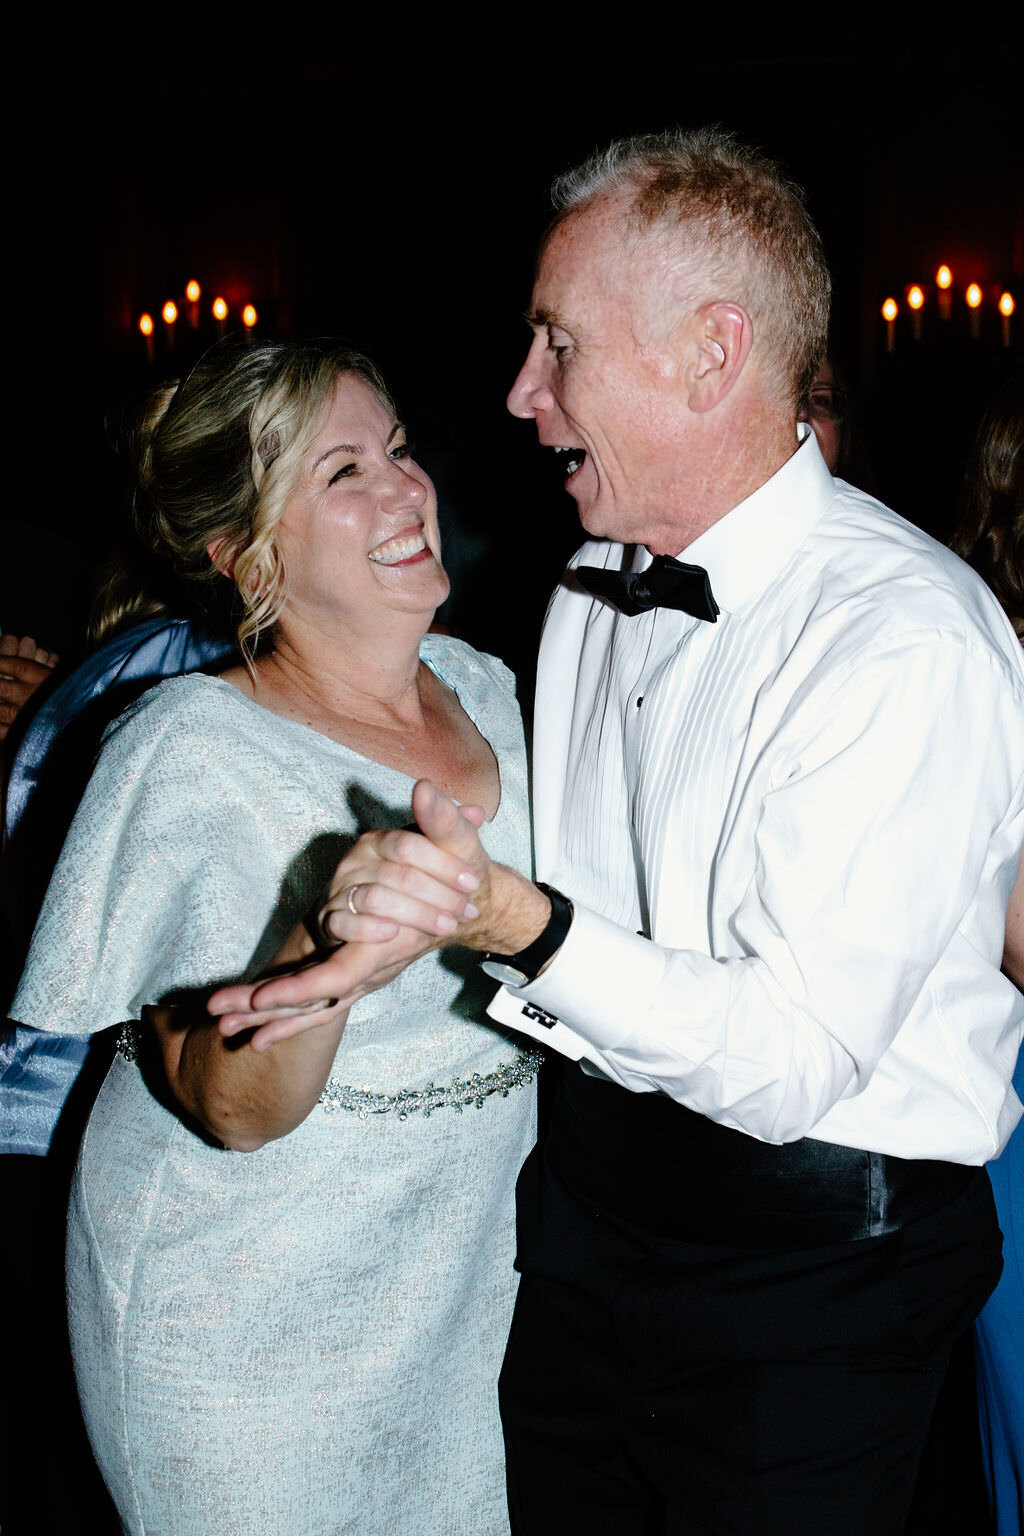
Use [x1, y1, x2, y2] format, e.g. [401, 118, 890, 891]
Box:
[574, 496, 612, 542]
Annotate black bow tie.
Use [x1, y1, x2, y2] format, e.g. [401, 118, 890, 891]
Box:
[575, 555, 719, 622]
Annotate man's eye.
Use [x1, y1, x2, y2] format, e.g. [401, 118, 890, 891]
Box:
[546, 327, 573, 361]
[328, 463, 357, 485]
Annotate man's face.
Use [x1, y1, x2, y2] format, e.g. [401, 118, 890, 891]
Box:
[507, 197, 692, 549]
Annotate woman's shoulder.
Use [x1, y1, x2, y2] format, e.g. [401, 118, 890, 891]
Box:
[104, 672, 258, 748]
[420, 632, 519, 703]
[91, 673, 284, 800]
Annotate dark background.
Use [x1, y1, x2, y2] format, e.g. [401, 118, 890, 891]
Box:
[9, 41, 1022, 685]
[2, 39, 1019, 1535]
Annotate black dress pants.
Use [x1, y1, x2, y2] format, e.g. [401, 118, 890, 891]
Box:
[499, 1084, 1002, 1536]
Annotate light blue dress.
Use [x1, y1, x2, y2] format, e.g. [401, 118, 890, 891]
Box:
[11, 636, 539, 1535]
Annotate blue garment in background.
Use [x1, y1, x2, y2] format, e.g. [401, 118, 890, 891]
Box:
[1, 616, 235, 1155]
[977, 1040, 1024, 1534]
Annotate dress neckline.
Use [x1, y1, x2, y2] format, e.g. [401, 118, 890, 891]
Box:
[185, 636, 504, 822]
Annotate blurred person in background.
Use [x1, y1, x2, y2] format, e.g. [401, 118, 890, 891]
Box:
[953, 373, 1024, 1536]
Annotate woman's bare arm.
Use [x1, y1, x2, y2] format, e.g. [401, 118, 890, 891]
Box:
[148, 924, 349, 1152]
[148, 857, 470, 1151]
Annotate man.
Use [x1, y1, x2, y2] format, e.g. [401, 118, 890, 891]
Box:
[229, 129, 1024, 1533]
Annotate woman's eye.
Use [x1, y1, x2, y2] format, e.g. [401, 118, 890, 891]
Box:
[328, 462, 357, 485]
[389, 442, 411, 461]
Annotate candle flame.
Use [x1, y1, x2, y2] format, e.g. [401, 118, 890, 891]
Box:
[138, 313, 154, 337]
[907, 285, 925, 311]
[242, 304, 258, 328]
[212, 296, 229, 321]
[185, 280, 201, 303]
[881, 297, 898, 322]
[998, 292, 1015, 318]
[965, 283, 983, 310]
[162, 300, 178, 325]
[936, 265, 953, 290]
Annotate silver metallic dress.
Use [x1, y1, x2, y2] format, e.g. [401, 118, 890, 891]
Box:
[12, 636, 539, 1535]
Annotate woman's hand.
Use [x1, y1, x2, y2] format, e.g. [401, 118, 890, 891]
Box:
[208, 781, 550, 1050]
[209, 927, 443, 1049]
[313, 797, 486, 949]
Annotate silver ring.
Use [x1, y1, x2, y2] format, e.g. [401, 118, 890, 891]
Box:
[345, 885, 361, 917]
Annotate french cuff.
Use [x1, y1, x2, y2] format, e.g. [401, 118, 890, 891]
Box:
[487, 904, 666, 1055]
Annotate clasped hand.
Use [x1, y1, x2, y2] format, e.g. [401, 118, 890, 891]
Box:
[207, 781, 492, 1050]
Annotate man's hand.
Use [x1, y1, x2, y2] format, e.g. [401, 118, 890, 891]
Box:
[0, 634, 58, 742]
[314, 786, 486, 949]
[323, 780, 549, 957]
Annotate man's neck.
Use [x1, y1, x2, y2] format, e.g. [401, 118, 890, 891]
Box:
[645, 416, 800, 557]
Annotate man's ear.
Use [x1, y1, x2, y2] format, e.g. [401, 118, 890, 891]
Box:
[686, 302, 753, 413]
[206, 537, 237, 578]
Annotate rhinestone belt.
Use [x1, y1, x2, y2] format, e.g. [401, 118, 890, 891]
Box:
[318, 1048, 544, 1120]
[117, 1023, 542, 1122]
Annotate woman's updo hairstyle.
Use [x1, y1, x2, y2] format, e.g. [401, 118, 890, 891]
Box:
[134, 336, 395, 664]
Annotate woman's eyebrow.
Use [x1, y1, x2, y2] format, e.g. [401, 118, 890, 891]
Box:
[312, 423, 405, 471]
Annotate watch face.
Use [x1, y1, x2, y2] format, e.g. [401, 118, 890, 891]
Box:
[480, 959, 529, 988]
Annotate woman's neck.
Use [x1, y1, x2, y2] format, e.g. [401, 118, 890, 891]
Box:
[249, 610, 434, 733]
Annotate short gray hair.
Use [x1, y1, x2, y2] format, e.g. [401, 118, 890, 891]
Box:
[550, 126, 831, 409]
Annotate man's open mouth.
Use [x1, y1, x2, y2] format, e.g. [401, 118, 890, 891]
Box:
[553, 446, 587, 478]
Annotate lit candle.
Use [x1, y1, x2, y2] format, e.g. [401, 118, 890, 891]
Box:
[881, 296, 898, 353]
[907, 284, 925, 342]
[242, 303, 258, 340]
[965, 283, 983, 340]
[138, 312, 155, 364]
[212, 296, 228, 338]
[162, 299, 178, 350]
[185, 279, 201, 329]
[936, 265, 953, 322]
[998, 291, 1014, 349]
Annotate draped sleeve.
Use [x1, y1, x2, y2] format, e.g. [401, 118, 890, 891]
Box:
[11, 678, 308, 1037]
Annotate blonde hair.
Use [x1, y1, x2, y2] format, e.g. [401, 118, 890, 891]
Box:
[129, 337, 395, 666]
[549, 127, 831, 410]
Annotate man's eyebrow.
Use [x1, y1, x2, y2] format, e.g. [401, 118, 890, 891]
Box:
[312, 422, 405, 471]
[524, 306, 559, 330]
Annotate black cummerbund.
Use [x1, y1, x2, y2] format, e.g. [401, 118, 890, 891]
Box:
[547, 1062, 979, 1248]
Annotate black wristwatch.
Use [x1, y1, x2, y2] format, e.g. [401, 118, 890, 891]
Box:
[480, 884, 573, 987]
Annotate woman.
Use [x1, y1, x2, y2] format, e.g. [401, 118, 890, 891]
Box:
[12, 337, 539, 1534]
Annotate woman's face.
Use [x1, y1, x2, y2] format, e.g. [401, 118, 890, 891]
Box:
[274, 374, 448, 638]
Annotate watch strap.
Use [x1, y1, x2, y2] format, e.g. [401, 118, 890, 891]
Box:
[481, 883, 573, 987]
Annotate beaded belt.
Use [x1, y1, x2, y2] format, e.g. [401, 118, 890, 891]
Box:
[117, 1023, 543, 1122]
[318, 1049, 544, 1119]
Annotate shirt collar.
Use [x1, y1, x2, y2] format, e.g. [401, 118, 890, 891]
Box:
[635, 425, 835, 616]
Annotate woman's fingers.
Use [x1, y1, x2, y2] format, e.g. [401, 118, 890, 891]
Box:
[314, 909, 401, 946]
[335, 824, 480, 896]
[321, 877, 477, 944]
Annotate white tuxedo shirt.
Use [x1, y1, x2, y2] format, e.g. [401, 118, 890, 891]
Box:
[489, 430, 1024, 1163]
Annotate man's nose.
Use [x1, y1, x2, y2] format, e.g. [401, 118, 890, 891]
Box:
[507, 346, 555, 419]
